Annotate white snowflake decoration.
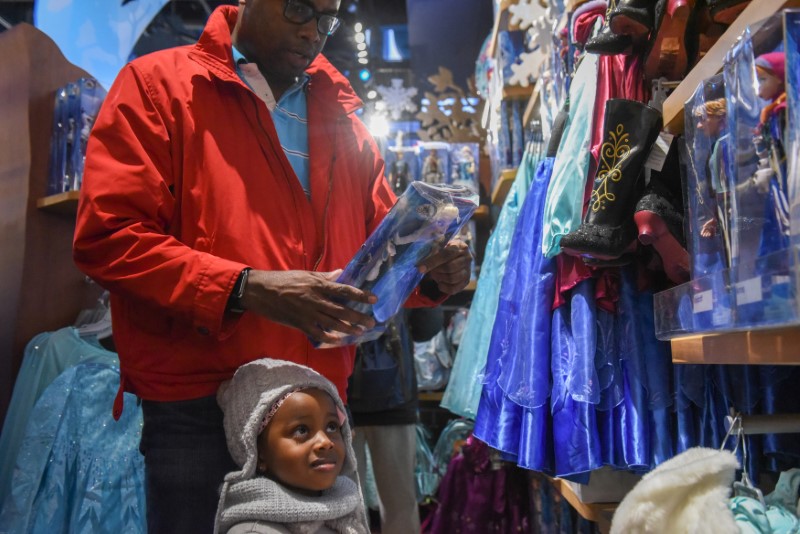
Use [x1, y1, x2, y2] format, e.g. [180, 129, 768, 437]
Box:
[508, 50, 542, 87]
[375, 78, 419, 120]
[508, 0, 547, 30]
[508, 15, 552, 87]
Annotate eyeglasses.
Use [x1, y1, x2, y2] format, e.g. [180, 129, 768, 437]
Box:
[284, 0, 342, 36]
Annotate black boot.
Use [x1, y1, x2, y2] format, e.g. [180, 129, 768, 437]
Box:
[609, 0, 657, 39]
[585, 0, 635, 55]
[560, 99, 663, 261]
[585, 24, 634, 55]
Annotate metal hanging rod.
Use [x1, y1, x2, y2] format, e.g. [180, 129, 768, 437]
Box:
[726, 413, 800, 436]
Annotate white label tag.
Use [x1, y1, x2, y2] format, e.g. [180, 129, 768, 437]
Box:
[644, 132, 674, 172]
[772, 275, 790, 286]
[693, 289, 713, 313]
[735, 276, 763, 305]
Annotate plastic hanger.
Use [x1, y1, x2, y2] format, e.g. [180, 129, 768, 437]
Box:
[721, 412, 767, 506]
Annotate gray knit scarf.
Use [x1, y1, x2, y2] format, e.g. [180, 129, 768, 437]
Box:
[216, 475, 366, 534]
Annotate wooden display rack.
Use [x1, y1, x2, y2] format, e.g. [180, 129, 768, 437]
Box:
[671, 325, 800, 365]
[548, 477, 616, 534]
[491, 168, 517, 206]
[36, 190, 80, 215]
[662, 0, 800, 134]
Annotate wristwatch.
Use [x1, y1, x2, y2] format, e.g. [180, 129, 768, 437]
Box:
[226, 268, 252, 314]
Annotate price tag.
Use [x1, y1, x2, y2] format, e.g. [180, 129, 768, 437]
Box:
[693, 289, 713, 313]
[644, 132, 674, 172]
[735, 277, 763, 305]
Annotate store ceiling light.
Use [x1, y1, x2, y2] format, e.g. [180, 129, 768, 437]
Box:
[367, 90, 377, 99]
[354, 22, 363, 33]
[355, 33, 365, 44]
[358, 50, 368, 58]
[358, 57, 368, 64]
[357, 42, 367, 51]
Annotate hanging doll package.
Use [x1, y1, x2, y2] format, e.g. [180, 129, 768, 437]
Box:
[786, 10, 800, 245]
[723, 15, 798, 328]
[315, 181, 478, 348]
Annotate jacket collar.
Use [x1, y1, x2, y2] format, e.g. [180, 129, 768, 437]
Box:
[189, 5, 363, 117]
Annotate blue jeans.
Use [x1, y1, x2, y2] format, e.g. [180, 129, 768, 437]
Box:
[140, 396, 237, 534]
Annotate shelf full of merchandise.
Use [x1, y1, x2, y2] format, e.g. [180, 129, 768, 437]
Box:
[660, 0, 800, 365]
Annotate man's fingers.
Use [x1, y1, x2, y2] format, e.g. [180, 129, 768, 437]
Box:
[418, 240, 470, 273]
[322, 279, 377, 304]
[313, 312, 367, 337]
[315, 301, 376, 331]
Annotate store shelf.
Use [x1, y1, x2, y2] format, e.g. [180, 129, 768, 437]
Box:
[419, 391, 444, 402]
[522, 81, 542, 127]
[548, 477, 616, 533]
[473, 204, 490, 223]
[662, 0, 800, 134]
[491, 168, 517, 206]
[503, 84, 535, 100]
[671, 325, 800, 365]
[36, 190, 80, 215]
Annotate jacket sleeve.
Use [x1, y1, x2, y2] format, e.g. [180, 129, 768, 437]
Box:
[73, 64, 246, 337]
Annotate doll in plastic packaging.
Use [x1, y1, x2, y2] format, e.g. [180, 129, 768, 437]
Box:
[751, 51, 790, 255]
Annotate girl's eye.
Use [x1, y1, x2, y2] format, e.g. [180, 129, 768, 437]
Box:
[326, 421, 340, 433]
[292, 424, 309, 438]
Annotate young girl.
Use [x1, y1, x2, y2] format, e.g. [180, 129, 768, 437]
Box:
[214, 358, 369, 534]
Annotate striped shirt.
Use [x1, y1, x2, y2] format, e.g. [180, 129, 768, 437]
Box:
[232, 45, 311, 197]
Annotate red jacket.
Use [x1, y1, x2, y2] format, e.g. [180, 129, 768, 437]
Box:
[74, 6, 434, 414]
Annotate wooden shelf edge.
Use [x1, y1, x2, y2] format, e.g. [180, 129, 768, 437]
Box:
[503, 84, 535, 100]
[662, 0, 800, 134]
[418, 391, 444, 402]
[36, 190, 80, 215]
[491, 168, 517, 206]
[671, 325, 800, 365]
[473, 204, 490, 223]
[549, 477, 617, 529]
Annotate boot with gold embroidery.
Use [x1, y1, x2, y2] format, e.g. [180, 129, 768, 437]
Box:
[560, 99, 663, 261]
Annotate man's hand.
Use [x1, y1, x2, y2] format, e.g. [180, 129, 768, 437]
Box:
[240, 270, 377, 345]
[417, 238, 473, 295]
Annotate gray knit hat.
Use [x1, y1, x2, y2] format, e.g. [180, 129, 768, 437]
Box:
[214, 358, 367, 534]
[216, 358, 357, 482]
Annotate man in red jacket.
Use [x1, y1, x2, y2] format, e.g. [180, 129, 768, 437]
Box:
[73, 1, 472, 532]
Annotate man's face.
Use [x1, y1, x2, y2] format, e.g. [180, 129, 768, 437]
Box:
[235, 0, 341, 90]
[256, 389, 345, 494]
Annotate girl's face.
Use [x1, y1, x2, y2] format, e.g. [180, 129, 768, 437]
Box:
[257, 389, 345, 494]
[757, 68, 784, 101]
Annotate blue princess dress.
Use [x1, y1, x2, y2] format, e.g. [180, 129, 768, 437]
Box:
[442, 150, 538, 418]
[473, 155, 557, 474]
[0, 362, 146, 533]
[0, 327, 119, 508]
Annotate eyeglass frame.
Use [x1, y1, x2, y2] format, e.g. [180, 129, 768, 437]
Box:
[283, 0, 342, 36]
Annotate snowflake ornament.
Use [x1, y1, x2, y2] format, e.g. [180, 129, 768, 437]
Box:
[508, 0, 547, 30]
[375, 78, 419, 120]
[508, 13, 553, 87]
[509, 45, 550, 87]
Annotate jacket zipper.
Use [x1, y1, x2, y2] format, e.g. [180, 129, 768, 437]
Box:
[312, 118, 338, 271]
[245, 90, 312, 268]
